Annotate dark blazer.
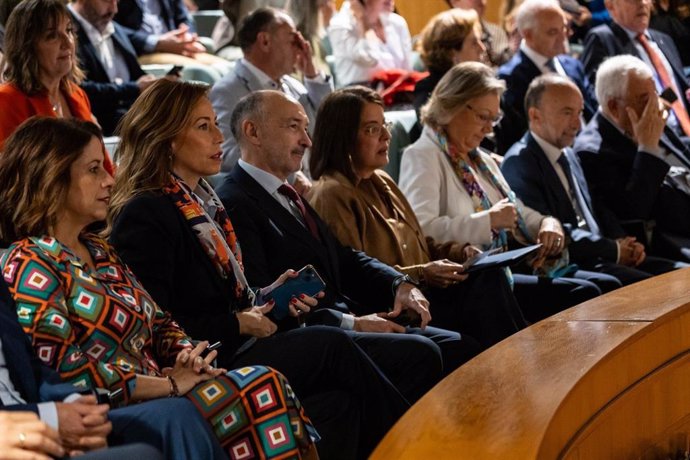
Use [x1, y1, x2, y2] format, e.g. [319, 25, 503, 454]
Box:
[215, 165, 403, 320]
[496, 50, 597, 155]
[114, 0, 194, 54]
[581, 22, 690, 114]
[110, 191, 245, 356]
[72, 15, 145, 136]
[502, 132, 623, 263]
[0, 278, 73, 412]
[573, 112, 670, 223]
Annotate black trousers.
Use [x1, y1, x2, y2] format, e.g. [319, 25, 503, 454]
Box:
[227, 326, 410, 460]
[585, 255, 688, 286]
[425, 267, 528, 349]
[512, 272, 604, 322]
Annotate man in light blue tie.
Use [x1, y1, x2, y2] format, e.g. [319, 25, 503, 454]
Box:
[502, 74, 686, 284]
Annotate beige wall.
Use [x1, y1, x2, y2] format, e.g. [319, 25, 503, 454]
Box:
[334, 0, 502, 36]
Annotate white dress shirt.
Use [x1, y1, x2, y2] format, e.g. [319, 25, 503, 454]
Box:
[69, 5, 131, 85]
[0, 339, 59, 429]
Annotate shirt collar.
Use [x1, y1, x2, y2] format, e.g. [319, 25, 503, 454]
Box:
[238, 159, 287, 195]
[520, 41, 553, 71]
[531, 131, 564, 166]
[241, 58, 283, 91]
[619, 23, 650, 40]
[68, 4, 115, 45]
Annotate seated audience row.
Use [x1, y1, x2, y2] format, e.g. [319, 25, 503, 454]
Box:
[502, 73, 686, 282]
[0, 116, 319, 459]
[109, 81, 427, 458]
[1, 0, 690, 457]
[307, 85, 527, 344]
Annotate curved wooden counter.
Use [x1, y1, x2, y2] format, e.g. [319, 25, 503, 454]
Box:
[371, 268, 690, 459]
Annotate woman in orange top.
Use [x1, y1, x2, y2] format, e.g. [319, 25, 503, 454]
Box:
[0, 0, 113, 173]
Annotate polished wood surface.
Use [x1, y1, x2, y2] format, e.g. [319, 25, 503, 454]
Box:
[371, 269, 690, 459]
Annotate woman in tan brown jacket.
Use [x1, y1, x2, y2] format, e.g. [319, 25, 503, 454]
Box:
[307, 86, 527, 348]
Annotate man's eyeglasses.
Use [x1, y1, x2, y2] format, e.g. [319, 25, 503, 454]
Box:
[466, 104, 503, 127]
[362, 121, 393, 137]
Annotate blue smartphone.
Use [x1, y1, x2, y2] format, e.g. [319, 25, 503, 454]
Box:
[263, 265, 326, 321]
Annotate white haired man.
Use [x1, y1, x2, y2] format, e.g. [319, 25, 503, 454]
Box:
[573, 55, 690, 261]
[496, 0, 597, 155]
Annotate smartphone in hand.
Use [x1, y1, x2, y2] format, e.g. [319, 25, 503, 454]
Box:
[263, 265, 326, 321]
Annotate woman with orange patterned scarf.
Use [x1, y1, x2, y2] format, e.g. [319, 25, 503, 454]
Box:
[0, 116, 320, 459]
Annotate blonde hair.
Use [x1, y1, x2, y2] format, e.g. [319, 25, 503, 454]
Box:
[421, 61, 505, 129]
[108, 79, 210, 231]
[417, 8, 480, 74]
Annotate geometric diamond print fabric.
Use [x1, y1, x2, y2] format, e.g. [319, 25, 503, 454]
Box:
[1, 235, 318, 458]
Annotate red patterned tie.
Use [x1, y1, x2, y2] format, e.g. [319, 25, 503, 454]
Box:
[278, 184, 321, 241]
[637, 33, 690, 136]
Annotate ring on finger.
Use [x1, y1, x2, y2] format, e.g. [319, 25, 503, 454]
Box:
[18, 432, 26, 448]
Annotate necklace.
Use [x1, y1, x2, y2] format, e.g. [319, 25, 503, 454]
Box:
[49, 93, 63, 117]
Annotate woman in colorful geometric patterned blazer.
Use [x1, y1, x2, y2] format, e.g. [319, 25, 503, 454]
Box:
[107, 79, 412, 460]
[0, 117, 320, 459]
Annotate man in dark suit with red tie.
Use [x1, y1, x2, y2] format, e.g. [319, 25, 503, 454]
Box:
[215, 90, 481, 397]
[502, 74, 685, 284]
[581, 0, 690, 141]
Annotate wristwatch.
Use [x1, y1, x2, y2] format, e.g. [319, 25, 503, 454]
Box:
[391, 274, 419, 295]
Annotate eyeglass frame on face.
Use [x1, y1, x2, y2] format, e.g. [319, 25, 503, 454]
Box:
[465, 104, 503, 127]
[361, 121, 394, 137]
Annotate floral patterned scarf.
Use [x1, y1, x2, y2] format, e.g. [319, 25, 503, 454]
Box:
[435, 130, 576, 278]
[435, 130, 532, 250]
[163, 174, 251, 306]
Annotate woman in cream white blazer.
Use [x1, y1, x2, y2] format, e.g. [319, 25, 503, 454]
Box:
[399, 62, 621, 321]
[308, 86, 527, 347]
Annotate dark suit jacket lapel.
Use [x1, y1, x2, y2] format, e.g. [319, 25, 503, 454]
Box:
[525, 134, 579, 225]
[74, 21, 109, 82]
[564, 147, 596, 214]
[609, 22, 640, 56]
[650, 29, 688, 93]
[230, 167, 341, 285]
[112, 25, 145, 79]
[0, 283, 39, 403]
[517, 50, 540, 84]
[597, 113, 637, 159]
[557, 56, 597, 119]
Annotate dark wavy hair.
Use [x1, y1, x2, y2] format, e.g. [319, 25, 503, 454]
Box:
[1, 0, 84, 95]
[310, 86, 383, 182]
[0, 117, 102, 243]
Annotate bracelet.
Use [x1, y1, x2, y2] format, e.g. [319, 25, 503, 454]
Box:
[167, 375, 180, 398]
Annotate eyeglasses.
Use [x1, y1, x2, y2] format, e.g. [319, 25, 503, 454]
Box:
[466, 104, 503, 127]
[362, 121, 393, 137]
